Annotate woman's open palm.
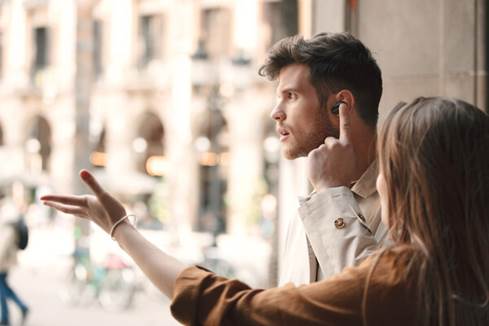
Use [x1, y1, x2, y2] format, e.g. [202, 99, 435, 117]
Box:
[41, 170, 127, 234]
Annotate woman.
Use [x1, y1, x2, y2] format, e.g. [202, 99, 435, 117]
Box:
[42, 97, 489, 325]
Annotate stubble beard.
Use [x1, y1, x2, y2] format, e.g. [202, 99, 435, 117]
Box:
[282, 119, 338, 160]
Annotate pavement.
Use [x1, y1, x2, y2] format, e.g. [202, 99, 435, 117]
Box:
[4, 219, 272, 326]
[4, 223, 180, 326]
[8, 264, 180, 326]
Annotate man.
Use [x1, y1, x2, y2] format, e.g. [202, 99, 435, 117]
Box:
[259, 32, 386, 284]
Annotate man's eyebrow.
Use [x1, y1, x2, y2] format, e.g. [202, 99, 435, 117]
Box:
[277, 87, 300, 95]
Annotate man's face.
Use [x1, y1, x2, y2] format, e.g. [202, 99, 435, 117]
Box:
[271, 64, 337, 160]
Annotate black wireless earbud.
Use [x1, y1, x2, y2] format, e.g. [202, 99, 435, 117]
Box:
[331, 100, 346, 115]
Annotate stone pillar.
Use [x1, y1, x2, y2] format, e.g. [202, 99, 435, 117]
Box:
[165, 0, 197, 243]
[226, 91, 264, 236]
[73, 0, 93, 194]
[50, 0, 76, 193]
[233, 0, 258, 55]
[0, 2, 29, 174]
[441, 0, 479, 105]
[355, 0, 483, 115]
[106, 0, 134, 84]
[103, 0, 137, 176]
[311, 0, 346, 34]
[4, 0, 29, 87]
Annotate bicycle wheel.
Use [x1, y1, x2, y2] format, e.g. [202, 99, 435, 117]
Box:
[98, 268, 137, 311]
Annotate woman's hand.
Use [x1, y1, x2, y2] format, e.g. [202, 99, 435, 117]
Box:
[41, 169, 127, 234]
[43, 169, 188, 299]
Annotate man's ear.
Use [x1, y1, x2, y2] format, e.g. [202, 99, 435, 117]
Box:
[334, 89, 355, 115]
[329, 89, 355, 132]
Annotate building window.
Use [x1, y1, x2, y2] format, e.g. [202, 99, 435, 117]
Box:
[200, 8, 231, 59]
[33, 26, 49, 73]
[196, 87, 229, 235]
[138, 15, 163, 67]
[263, 0, 298, 48]
[93, 20, 103, 78]
[133, 112, 165, 176]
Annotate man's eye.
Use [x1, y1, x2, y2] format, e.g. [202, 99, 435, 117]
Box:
[287, 92, 296, 100]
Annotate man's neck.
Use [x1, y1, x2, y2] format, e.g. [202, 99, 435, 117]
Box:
[351, 127, 377, 180]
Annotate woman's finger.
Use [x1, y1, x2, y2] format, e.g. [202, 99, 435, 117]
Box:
[43, 201, 86, 217]
[80, 169, 106, 198]
[40, 195, 87, 207]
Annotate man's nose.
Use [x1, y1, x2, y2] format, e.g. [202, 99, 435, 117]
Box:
[270, 104, 286, 121]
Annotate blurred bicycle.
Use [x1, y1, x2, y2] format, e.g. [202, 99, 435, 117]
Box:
[200, 246, 236, 278]
[59, 248, 137, 311]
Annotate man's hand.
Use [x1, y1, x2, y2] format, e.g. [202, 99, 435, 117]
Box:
[307, 103, 357, 191]
[41, 170, 127, 234]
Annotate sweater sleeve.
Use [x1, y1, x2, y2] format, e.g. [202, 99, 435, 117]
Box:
[170, 264, 371, 326]
[170, 249, 417, 326]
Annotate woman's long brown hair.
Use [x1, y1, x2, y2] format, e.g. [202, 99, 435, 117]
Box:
[376, 97, 489, 325]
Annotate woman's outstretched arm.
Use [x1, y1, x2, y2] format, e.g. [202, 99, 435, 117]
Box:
[41, 169, 187, 298]
[111, 222, 186, 297]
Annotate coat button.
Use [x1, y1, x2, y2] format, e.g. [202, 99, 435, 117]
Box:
[334, 218, 346, 229]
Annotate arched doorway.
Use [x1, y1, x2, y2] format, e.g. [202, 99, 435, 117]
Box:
[25, 115, 51, 173]
[133, 111, 165, 176]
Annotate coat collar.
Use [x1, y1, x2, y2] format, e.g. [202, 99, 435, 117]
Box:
[351, 160, 378, 199]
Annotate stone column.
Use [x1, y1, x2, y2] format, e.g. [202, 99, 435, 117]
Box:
[4, 0, 29, 87]
[165, 0, 198, 244]
[233, 0, 258, 55]
[355, 0, 482, 115]
[226, 91, 265, 236]
[104, 0, 137, 176]
[50, 0, 77, 193]
[105, 0, 134, 84]
[310, 0, 346, 34]
[0, 1, 29, 175]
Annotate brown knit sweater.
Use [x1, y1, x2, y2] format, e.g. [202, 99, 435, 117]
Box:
[170, 248, 418, 325]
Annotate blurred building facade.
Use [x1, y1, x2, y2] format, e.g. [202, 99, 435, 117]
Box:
[0, 0, 286, 237]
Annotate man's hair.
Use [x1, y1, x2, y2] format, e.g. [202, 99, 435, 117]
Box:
[259, 33, 382, 127]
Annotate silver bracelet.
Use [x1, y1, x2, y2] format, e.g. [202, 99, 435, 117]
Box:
[110, 214, 136, 240]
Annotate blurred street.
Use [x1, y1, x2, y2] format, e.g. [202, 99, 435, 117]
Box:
[0, 208, 270, 325]
[9, 266, 178, 326]
[6, 225, 179, 326]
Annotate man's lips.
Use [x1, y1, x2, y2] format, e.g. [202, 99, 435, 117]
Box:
[277, 127, 290, 141]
